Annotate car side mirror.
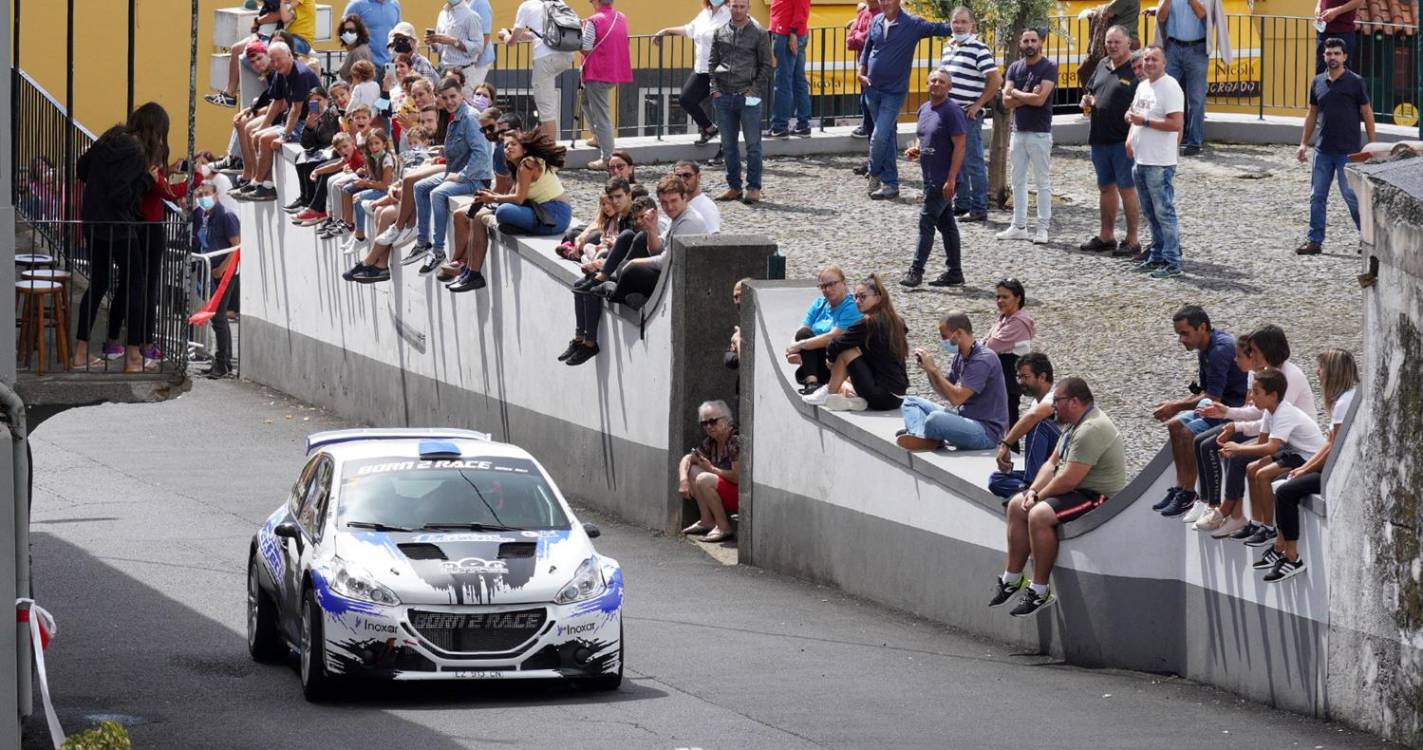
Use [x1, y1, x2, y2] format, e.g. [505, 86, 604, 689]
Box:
[582, 522, 601, 539]
[274, 521, 301, 540]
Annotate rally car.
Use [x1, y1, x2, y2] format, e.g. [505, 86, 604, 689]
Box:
[246, 428, 624, 700]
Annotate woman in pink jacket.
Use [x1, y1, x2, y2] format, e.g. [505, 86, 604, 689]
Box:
[981, 278, 1036, 440]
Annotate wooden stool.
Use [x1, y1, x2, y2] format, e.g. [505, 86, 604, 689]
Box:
[16, 280, 70, 375]
[21, 268, 71, 283]
[15, 253, 54, 268]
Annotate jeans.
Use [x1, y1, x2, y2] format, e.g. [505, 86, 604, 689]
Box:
[351, 187, 386, 235]
[859, 89, 874, 136]
[583, 81, 616, 160]
[494, 199, 573, 236]
[1166, 41, 1208, 147]
[911, 183, 960, 276]
[1135, 164, 1180, 267]
[714, 95, 763, 191]
[901, 396, 997, 450]
[771, 33, 810, 130]
[987, 419, 1062, 498]
[415, 174, 479, 251]
[1308, 149, 1360, 244]
[954, 110, 988, 214]
[1009, 131, 1052, 229]
[865, 87, 907, 188]
[211, 275, 239, 370]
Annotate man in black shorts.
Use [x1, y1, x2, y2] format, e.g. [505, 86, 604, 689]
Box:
[989, 376, 1128, 617]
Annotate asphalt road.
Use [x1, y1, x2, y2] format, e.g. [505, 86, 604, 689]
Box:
[21, 379, 1393, 749]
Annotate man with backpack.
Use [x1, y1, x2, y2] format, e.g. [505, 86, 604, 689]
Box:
[579, 0, 632, 170]
[503, 0, 583, 139]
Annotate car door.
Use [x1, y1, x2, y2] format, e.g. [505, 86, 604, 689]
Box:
[280, 456, 323, 637]
[293, 457, 335, 614]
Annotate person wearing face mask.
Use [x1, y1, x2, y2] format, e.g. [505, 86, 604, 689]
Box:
[896, 310, 1008, 452]
[344, 0, 403, 67]
[387, 22, 442, 85]
[430, 0, 490, 101]
[337, 15, 374, 84]
[192, 182, 242, 379]
[578, 0, 632, 170]
[939, 7, 1000, 222]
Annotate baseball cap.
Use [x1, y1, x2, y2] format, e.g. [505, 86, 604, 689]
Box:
[387, 21, 417, 45]
[245, 40, 268, 58]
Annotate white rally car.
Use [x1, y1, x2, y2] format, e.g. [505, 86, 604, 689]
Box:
[246, 428, 624, 700]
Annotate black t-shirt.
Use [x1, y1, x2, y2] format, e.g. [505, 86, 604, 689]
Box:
[826, 318, 909, 396]
[1086, 57, 1138, 145]
[1309, 70, 1369, 155]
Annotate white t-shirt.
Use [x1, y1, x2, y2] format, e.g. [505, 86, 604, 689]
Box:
[1128, 74, 1185, 167]
[1262, 400, 1327, 459]
[1231, 361, 1317, 436]
[350, 80, 382, 111]
[683, 6, 731, 74]
[689, 192, 722, 234]
[515, 0, 563, 60]
[1330, 387, 1356, 427]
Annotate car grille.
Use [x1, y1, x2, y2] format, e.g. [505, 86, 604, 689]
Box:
[408, 608, 548, 654]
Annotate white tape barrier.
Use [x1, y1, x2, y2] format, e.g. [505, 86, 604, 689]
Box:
[16, 599, 64, 749]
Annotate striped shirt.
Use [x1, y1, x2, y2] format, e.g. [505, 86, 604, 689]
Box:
[941, 36, 997, 108]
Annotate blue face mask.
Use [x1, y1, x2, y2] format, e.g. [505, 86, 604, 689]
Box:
[197, 196, 216, 211]
[710, 0, 726, 7]
[940, 339, 955, 353]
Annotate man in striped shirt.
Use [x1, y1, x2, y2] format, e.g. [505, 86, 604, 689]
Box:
[940, 7, 1000, 221]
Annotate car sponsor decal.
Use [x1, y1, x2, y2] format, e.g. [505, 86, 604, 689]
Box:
[441, 557, 509, 575]
[311, 568, 381, 621]
[412, 533, 515, 543]
[352, 458, 532, 476]
[554, 621, 599, 637]
[257, 510, 286, 595]
[572, 567, 623, 618]
[410, 611, 545, 630]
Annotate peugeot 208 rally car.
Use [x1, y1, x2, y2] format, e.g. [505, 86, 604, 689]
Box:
[246, 428, 624, 700]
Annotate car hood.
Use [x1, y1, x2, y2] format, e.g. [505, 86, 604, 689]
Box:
[334, 528, 592, 606]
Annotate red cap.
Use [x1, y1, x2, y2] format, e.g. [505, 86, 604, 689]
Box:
[245, 40, 268, 58]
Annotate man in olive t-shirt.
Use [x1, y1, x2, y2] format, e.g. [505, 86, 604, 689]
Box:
[989, 376, 1127, 618]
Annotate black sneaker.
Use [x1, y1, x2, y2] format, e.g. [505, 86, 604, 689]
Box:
[953, 207, 971, 218]
[1182, 144, 1203, 156]
[590, 281, 618, 299]
[341, 263, 368, 281]
[1152, 487, 1181, 512]
[962, 212, 988, 223]
[791, 125, 812, 136]
[1161, 490, 1198, 517]
[850, 126, 869, 139]
[1079, 236, 1115, 252]
[202, 364, 233, 379]
[1230, 522, 1261, 541]
[417, 251, 446, 275]
[557, 339, 583, 362]
[988, 575, 1027, 607]
[282, 198, 305, 213]
[351, 265, 390, 284]
[1263, 556, 1306, 583]
[400, 245, 431, 266]
[927, 272, 965, 287]
[565, 343, 600, 366]
[448, 269, 486, 292]
[851, 164, 870, 176]
[246, 184, 277, 201]
[205, 91, 238, 107]
[1252, 547, 1283, 570]
[765, 127, 790, 138]
[899, 271, 923, 288]
[1112, 241, 1140, 258]
[1243, 526, 1278, 548]
[1009, 587, 1056, 617]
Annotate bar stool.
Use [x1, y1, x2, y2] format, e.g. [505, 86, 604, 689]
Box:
[16, 280, 70, 375]
[15, 253, 54, 269]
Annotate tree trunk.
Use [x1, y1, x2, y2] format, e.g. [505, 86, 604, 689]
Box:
[987, 16, 1030, 210]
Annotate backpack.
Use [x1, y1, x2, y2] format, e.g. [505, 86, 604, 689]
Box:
[537, 0, 585, 52]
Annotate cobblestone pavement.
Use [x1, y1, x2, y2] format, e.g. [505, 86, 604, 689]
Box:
[560, 144, 1365, 471]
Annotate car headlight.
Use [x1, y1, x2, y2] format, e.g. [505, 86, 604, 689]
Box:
[555, 558, 606, 605]
[330, 561, 401, 606]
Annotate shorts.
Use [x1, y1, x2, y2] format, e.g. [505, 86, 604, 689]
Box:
[1044, 489, 1108, 524]
[531, 53, 573, 127]
[1176, 412, 1222, 435]
[1090, 142, 1135, 189]
[715, 476, 739, 514]
[1270, 450, 1308, 469]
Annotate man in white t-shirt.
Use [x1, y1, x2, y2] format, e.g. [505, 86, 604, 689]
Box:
[501, 0, 577, 139]
[1125, 45, 1185, 279]
[673, 160, 722, 233]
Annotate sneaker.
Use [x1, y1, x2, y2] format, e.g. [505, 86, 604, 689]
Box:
[1263, 556, 1306, 583]
[282, 198, 306, 213]
[1128, 250, 1151, 264]
[988, 575, 1027, 607]
[590, 281, 619, 299]
[1181, 501, 1208, 524]
[292, 208, 322, 223]
[205, 91, 238, 107]
[1252, 547, 1284, 570]
[791, 125, 812, 136]
[341, 262, 368, 281]
[374, 223, 402, 245]
[557, 339, 583, 362]
[101, 341, 125, 360]
[298, 212, 329, 227]
[801, 385, 830, 406]
[1243, 526, 1278, 548]
[1133, 260, 1164, 273]
[953, 207, 971, 218]
[927, 272, 965, 287]
[351, 265, 391, 284]
[565, 343, 599, 366]
[571, 275, 602, 293]
[1032, 228, 1050, 245]
[400, 244, 431, 266]
[1009, 587, 1057, 617]
[1295, 240, 1323, 255]
[996, 226, 1031, 241]
[448, 269, 487, 292]
[418, 251, 446, 276]
[1161, 491, 1197, 518]
[246, 184, 277, 201]
[1182, 144, 1203, 156]
[765, 127, 790, 138]
[1152, 487, 1181, 512]
[824, 394, 868, 411]
[869, 187, 900, 201]
[436, 258, 466, 281]
[391, 224, 418, 247]
[1230, 521, 1261, 541]
[340, 234, 364, 255]
[1149, 265, 1183, 279]
[1192, 507, 1226, 532]
[899, 271, 923, 288]
[850, 126, 870, 139]
[141, 343, 165, 362]
[1112, 241, 1141, 258]
[852, 163, 870, 176]
[1079, 236, 1115, 252]
[1210, 515, 1250, 539]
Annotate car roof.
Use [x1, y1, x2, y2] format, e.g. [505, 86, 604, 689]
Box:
[305, 429, 535, 464]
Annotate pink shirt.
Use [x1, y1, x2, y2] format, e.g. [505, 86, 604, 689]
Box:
[982, 309, 1035, 355]
[581, 6, 632, 84]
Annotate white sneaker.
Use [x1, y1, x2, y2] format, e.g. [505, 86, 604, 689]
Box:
[996, 226, 1031, 241]
[392, 224, 418, 247]
[374, 223, 401, 245]
[1210, 514, 1249, 539]
[340, 234, 361, 255]
[1181, 501, 1207, 524]
[1192, 508, 1225, 532]
[801, 385, 830, 406]
[824, 394, 868, 412]
[480, 212, 500, 230]
[1033, 228, 1050, 244]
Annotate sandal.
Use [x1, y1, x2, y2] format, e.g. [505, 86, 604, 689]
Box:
[681, 523, 713, 536]
[701, 529, 735, 543]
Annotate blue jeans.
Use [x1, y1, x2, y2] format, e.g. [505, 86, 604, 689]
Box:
[901, 395, 998, 450]
[351, 187, 386, 235]
[1135, 164, 1180, 268]
[1166, 41, 1208, 148]
[771, 33, 810, 130]
[494, 199, 573, 236]
[912, 183, 960, 276]
[714, 95, 763, 191]
[1308, 149, 1359, 245]
[414, 174, 479, 251]
[859, 90, 873, 135]
[987, 418, 1062, 498]
[865, 87, 907, 188]
[954, 110, 987, 214]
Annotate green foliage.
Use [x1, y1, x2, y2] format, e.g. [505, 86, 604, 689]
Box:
[59, 721, 132, 750]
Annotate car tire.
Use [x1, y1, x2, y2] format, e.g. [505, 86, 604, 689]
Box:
[247, 556, 285, 663]
[300, 589, 338, 701]
[582, 623, 624, 691]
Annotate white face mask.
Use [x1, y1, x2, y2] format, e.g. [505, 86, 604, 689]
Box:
[952, 31, 971, 42]
[197, 196, 216, 211]
[341, 31, 358, 45]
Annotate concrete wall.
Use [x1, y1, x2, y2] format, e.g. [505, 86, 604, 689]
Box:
[741, 281, 1333, 717]
[1325, 159, 1423, 747]
[237, 147, 771, 533]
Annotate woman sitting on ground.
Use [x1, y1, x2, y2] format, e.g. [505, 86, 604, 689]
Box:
[677, 399, 740, 544]
[981, 277, 1035, 441]
[785, 265, 862, 395]
[443, 129, 572, 293]
[802, 274, 909, 412]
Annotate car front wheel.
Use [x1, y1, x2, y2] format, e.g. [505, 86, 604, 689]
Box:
[247, 556, 284, 663]
[300, 589, 338, 701]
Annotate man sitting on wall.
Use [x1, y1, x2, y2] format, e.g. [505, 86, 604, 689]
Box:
[987, 352, 1062, 500]
[897, 311, 1008, 452]
[990, 376, 1127, 617]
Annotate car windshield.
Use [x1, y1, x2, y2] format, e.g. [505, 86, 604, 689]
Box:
[337, 455, 570, 531]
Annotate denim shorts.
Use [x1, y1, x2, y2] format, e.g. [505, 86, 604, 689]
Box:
[1176, 412, 1221, 435]
[1090, 142, 1135, 189]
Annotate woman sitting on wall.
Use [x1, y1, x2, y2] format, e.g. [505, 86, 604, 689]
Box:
[785, 265, 862, 395]
[802, 274, 909, 412]
[678, 399, 741, 544]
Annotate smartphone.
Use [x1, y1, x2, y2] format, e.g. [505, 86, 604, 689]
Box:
[913, 351, 924, 365]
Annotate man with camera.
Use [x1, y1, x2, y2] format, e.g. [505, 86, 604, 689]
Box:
[896, 311, 1009, 452]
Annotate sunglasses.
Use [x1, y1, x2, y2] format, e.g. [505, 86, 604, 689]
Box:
[699, 417, 723, 427]
[817, 280, 841, 290]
